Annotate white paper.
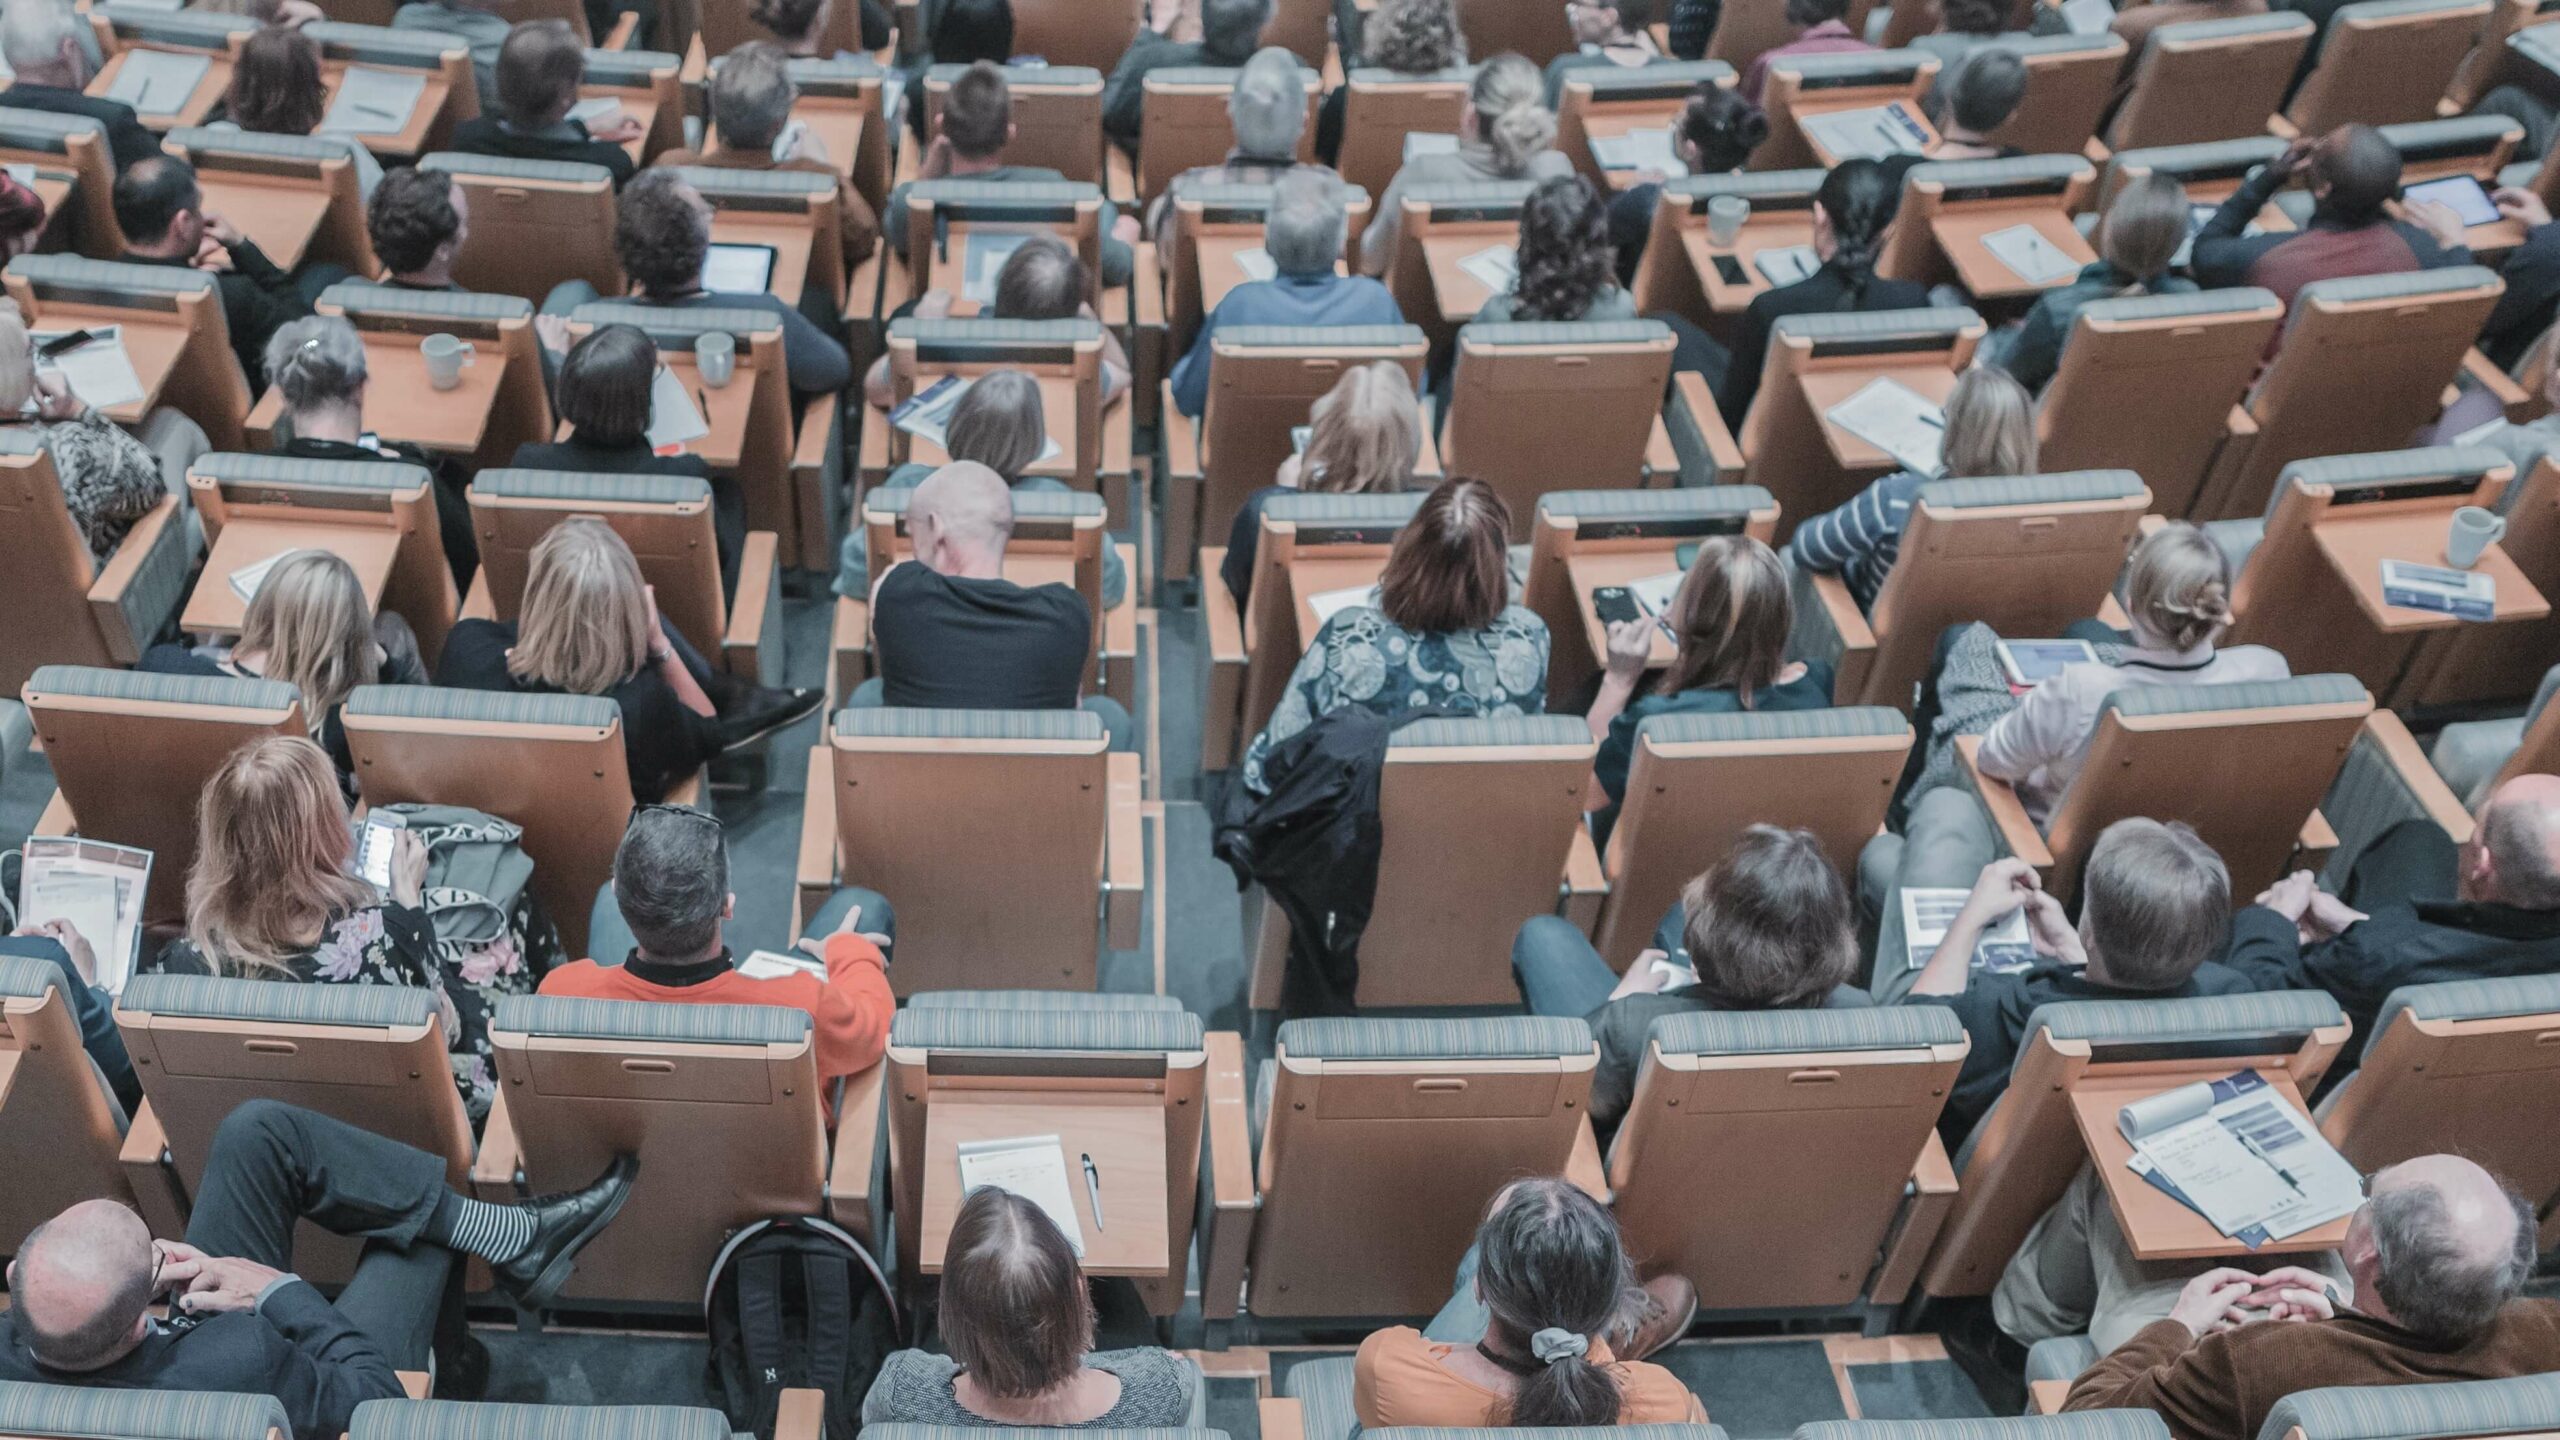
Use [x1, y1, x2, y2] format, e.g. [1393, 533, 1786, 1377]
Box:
[1824, 376, 1946, 477]
[1981, 223, 2083, 285]
[1307, 583, 1380, 624]
[1231, 245, 1277, 281]
[959, 231, 1034, 304]
[227, 547, 300, 604]
[318, 67, 427, 138]
[4, 163, 32, 187]
[567, 95, 623, 128]
[1801, 103, 1930, 162]
[888, 374, 1061, 463]
[2120, 1072, 2361, 1239]
[1458, 243, 1517, 294]
[102, 49, 211, 116]
[1628, 569, 1684, 617]
[1590, 128, 1686, 176]
[34, 326, 146, 410]
[1402, 131, 1460, 163]
[736, 948, 827, 980]
[1899, 886, 2035, 972]
[18, 836, 152, 994]
[1753, 244, 1820, 286]
[2060, 0, 2115, 33]
[955, 1134, 1086, 1257]
[646, 365, 710, 450]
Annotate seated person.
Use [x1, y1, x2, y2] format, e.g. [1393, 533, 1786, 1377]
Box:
[1901, 819, 2253, 1143]
[0, 167, 46, 261]
[0, 299, 170, 568]
[837, 368, 1128, 605]
[2230, 774, 2560, 1069]
[1361, 56, 1574, 276]
[139, 550, 427, 794]
[1147, 46, 1330, 249]
[1790, 364, 2038, 614]
[116, 157, 312, 396]
[1103, 0, 1274, 152]
[652, 41, 882, 268]
[2, 921, 139, 1113]
[884, 61, 1135, 286]
[1876, 47, 2026, 190]
[861, 460, 1135, 749]
[2054, 1156, 2558, 1440]
[540, 169, 855, 402]
[1974, 522, 2289, 826]
[1608, 85, 1764, 286]
[1470, 174, 1637, 323]
[366, 165, 470, 293]
[1223, 359, 1420, 607]
[863, 1187, 1200, 1426]
[1585, 535, 1832, 848]
[1512, 825, 1870, 1130]
[1241, 477, 1550, 793]
[220, 25, 384, 202]
[260, 314, 477, 588]
[859, 233, 1132, 409]
[2193, 125, 2470, 324]
[1355, 1178, 1704, 1427]
[543, 803, 893, 1123]
[1545, 0, 1665, 104]
[1993, 172, 2192, 392]
[1912, 0, 2019, 72]
[1172, 168, 1402, 417]
[2476, 185, 2560, 372]
[2466, 318, 2560, 478]
[392, 0, 510, 105]
[1714, 158, 1928, 427]
[514, 323, 742, 597]
[1315, 0, 1465, 166]
[0, 1103, 633, 1437]
[753, 0, 895, 55]
[449, 20, 646, 183]
[0, 0, 162, 170]
[898, 0, 1021, 146]
[141, 735, 518, 1121]
[1739, 0, 1873, 102]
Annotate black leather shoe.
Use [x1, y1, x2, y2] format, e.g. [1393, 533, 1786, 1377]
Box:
[715, 686, 825, 754]
[488, 1154, 638, 1310]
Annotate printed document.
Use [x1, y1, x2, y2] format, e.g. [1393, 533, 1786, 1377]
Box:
[228, 547, 304, 604]
[1628, 569, 1684, 617]
[956, 1135, 1086, 1257]
[34, 326, 147, 410]
[959, 230, 1034, 304]
[1402, 131, 1460, 163]
[2119, 1071, 2363, 1239]
[1899, 887, 2035, 972]
[889, 375, 1061, 463]
[16, 836, 153, 994]
[1981, 223, 2082, 285]
[1458, 244, 1518, 294]
[1590, 128, 1686, 176]
[1753, 244, 1820, 287]
[647, 365, 710, 450]
[1307, 584, 1380, 625]
[1231, 245, 1278, 281]
[1801, 103, 1929, 161]
[1824, 376, 1945, 477]
[736, 948, 826, 981]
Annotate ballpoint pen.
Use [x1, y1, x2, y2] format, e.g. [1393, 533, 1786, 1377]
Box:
[2236, 1129, 2306, 1195]
[1081, 1153, 1105, 1231]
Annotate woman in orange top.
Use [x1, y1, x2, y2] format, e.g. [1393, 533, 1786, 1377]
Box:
[1353, 1179, 1708, 1429]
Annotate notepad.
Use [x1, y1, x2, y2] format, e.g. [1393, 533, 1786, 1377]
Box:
[33, 326, 146, 410]
[647, 365, 710, 450]
[1981, 223, 2082, 284]
[1801, 102, 1929, 161]
[1753, 244, 1820, 286]
[1307, 583, 1380, 624]
[956, 1135, 1086, 1257]
[1627, 569, 1684, 617]
[1231, 245, 1278, 281]
[889, 374, 1064, 463]
[1823, 377, 1946, 477]
[1402, 131, 1460, 163]
[1589, 128, 1686, 176]
[1899, 887, 2036, 973]
[227, 547, 303, 604]
[959, 231, 1034, 304]
[103, 49, 211, 116]
[319, 67, 427, 137]
[1458, 243, 1518, 294]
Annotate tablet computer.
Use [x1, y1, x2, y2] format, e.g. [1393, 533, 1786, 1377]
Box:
[702, 241, 778, 295]
[2403, 174, 2499, 229]
[1996, 638, 2099, 687]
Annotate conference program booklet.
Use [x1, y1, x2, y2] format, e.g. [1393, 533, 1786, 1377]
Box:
[1898, 887, 2035, 973]
[16, 836, 153, 995]
[2119, 1070, 2363, 1240]
[2381, 559, 2495, 621]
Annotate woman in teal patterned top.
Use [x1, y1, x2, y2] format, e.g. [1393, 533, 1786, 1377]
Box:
[1241, 478, 1551, 794]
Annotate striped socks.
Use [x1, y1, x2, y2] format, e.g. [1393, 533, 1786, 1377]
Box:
[425, 1192, 537, 1263]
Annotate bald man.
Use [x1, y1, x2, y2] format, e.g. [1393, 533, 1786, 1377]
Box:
[2062, 1155, 2560, 1440]
[858, 460, 1134, 748]
[2228, 772, 2560, 1065]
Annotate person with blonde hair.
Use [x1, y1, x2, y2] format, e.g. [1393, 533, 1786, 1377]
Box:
[144, 734, 515, 1118]
[139, 550, 427, 792]
[1360, 54, 1573, 274]
[435, 517, 726, 800]
[1222, 361, 1422, 605]
[0, 297, 169, 566]
[1790, 365, 2039, 613]
[1996, 173, 2197, 392]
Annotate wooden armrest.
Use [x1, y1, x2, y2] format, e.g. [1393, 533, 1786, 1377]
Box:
[2266, 114, 2299, 140]
[34, 788, 73, 838]
[844, 253, 886, 329]
[2094, 594, 2131, 631]
[459, 575, 496, 623]
[2080, 136, 2111, 166]
[774, 1390, 827, 1440]
[1260, 1398, 1308, 1440]
[825, 1060, 886, 1243]
[793, 394, 838, 471]
[601, 10, 639, 46]
[1564, 1114, 1609, 1204]
[1202, 549, 1246, 666]
[1644, 413, 1678, 478]
[2225, 403, 2259, 439]
[469, 1088, 522, 1199]
[1870, 1128, 1958, 1305]
[1956, 735, 2055, 869]
[2298, 808, 2338, 855]
[1104, 750, 1143, 949]
[2464, 347, 2534, 423]
[1132, 241, 1164, 329]
[243, 386, 284, 449]
[1105, 147, 1137, 205]
[1162, 382, 1200, 481]
[118, 1100, 188, 1237]
[1671, 369, 1743, 476]
[2030, 1380, 2071, 1416]
[797, 744, 840, 897]
[85, 495, 181, 664]
[721, 530, 782, 683]
[398, 1372, 431, 1400]
[2362, 710, 2477, 844]
[1414, 400, 1444, 478]
[1198, 1029, 1255, 1320]
[1561, 824, 1606, 931]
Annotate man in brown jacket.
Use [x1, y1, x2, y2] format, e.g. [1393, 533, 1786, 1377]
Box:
[2065, 1155, 2560, 1440]
[651, 40, 880, 269]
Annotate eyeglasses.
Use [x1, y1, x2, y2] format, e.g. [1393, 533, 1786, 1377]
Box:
[627, 802, 724, 835]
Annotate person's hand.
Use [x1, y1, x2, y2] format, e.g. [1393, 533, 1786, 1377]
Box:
[1964, 856, 2041, 921]
[2267, 138, 2318, 181]
[150, 1239, 208, 1298]
[201, 213, 245, 250]
[796, 899, 892, 956]
[2167, 1267, 2263, 1337]
[1111, 213, 1142, 246]
[2247, 1267, 2339, 1323]
[2300, 888, 2367, 942]
[29, 370, 82, 420]
[1608, 948, 1675, 1000]
[2405, 198, 2469, 250]
[912, 288, 956, 320]
[15, 918, 97, 984]
[190, 233, 234, 274]
[2253, 869, 2318, 924]
[2495, 186, 2553, 230]
[1274, 452, 1304, 490]
[175, 1254, 288, 1315]
[1602, 618, 1655, 683]
[2021, 889, 2083, 966]
[594, 113, 647, 145]
[918, 133, 954, 180]
[388, 829, 428, 908]
[533, 313, 573, 355]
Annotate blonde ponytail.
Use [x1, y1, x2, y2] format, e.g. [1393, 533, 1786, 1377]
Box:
[1470, 54, 1555, 176]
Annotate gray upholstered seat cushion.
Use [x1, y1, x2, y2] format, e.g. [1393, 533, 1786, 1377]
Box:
[0, 953, 66, 1000]
[1389, 716, 1591, 748]
[906, 990, 1189, 1012]
[831, 708, 1104, 742]
[0, 1381, 291, 1440]
[2364, 974, 2560, 1059]
[2254, 1374, 2560, 1440]
[342, 685, 619, 730]
[23, 664, 296, 714]
[420, 151, 618, 184]
[1635, 706, 1908, 746]
[118, 975, 437, 1027]
[1798, 1416, 2164, 1440]
[1649, 1005, 1964, 1056]
[1919, 472, 2143, 509]
[1277, 1016, 1595, 1061]
[492, 995, 810, 1044]
[1214, 324, 1422, 349]
[351, 1400, 732, 1440]
[2097, 673, 2365, 720]
[865, 1429, 1225, 1440]
[2429, 664, 2558, 805]
[889, 1006, 1205, 1052]
[2027, 990, 2346, 1050]
[468, 470, 711, 506]
[1533, 487, 1776, 525]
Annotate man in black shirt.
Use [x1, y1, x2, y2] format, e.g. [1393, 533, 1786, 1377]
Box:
[864, 461, 1132, 747]
[448, 20, 645, 182]
[0, 0, 163, 172]
[114, 158, 310, 395]
[365, 165, 470, 293]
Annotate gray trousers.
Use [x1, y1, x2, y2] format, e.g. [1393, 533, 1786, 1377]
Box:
[1859, 785, 1999, 1004]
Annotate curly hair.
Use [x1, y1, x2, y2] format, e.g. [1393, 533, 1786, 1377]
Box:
[1363, 0, 1465, 72]
[1508, 174, 1615, 321]
[366, 166, 461, 275]
[614, 169, 711, 297]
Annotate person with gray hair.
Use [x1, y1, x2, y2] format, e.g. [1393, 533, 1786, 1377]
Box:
[1103, 0, 1275, 150]
[541, 804, 895, 1123]
[2058, 1154, 2559, 1440]
[1168, 167, 1400, 416]
[257, 315, 478, 587]
[648, 39, 881, 267]
[1145, 46, 1335, 249]
[0, 0, 159, 169]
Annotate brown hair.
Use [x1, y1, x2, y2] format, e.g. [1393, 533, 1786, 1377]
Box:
[614, 169, 711, 295]
[185, 735, 373, 974]
[1657, 534, 1790, 702]
[1678, 824, 1857, 1008]
[2097, 172, 2189, 284]
[226, 25, 325, 135]
[1301, 361, 1419, 496]
[944, 369, 1046, 479]
[1938, 365, 2036, 478]
[937, 1186, 1094, 1399]
[943, 59, 1013, 158]
[495, 18, 586, 128]
[556, 323, 659, 448]
[1377, 476, 1510, 633]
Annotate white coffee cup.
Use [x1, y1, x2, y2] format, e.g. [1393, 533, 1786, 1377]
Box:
[695, 331, 736, 388]
[1706, 194, 1749, 246]
[420, 333, 473, 390]
[2447, 504, 2507, 569]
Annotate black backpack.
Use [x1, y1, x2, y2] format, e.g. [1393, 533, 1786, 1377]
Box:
[704, 1216, 899, 1440]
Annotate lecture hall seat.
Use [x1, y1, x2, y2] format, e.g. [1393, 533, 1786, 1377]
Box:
[0, 954, 138, 1256]
[1441, 320, 1682, 538]
[0, 1382, 295, 1440]
[0, 433, 195, 697]
[918, 63, 1107, 184]
[2033, 289, 2285, 518]
[1134, 64, 1321, 205]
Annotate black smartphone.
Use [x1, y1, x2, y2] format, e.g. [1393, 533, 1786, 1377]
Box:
[36, 328, 93, 358]
[1592, 586, 1643, 626]
[1711, 255, 1748, 285]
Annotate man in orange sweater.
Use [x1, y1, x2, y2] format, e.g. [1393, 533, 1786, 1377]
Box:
[540, 805, 895, 1116]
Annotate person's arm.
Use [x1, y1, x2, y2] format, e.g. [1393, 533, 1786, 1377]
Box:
[1718, 296, 1773, 428]
[1170, 306, 1219, 417]
[1097, 199, 1137, 286]
[768, 301, 854, 395]
[1360, 165, 1413, 276]
[1971, 668, 2081, 782]
[217, 231, 315, 328]
[793, 924, 896, 1081]
[837, 176, 881, 267]
[1907, 857, 2039, 997]
[2061, 1271, 2263, 1440]
[2189, 152, 2297, 288]
[244, 1278, 409, 1440]
[2, 929, 138, 1112]
[1789, 472, 1899, 578]
[1102, 38, 1169, 148]
[1999, 292, 2069, 392]
[2484, 191, 2560, 361]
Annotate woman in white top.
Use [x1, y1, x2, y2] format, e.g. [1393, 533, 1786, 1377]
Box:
[1974, 522, 2290, 825]
[1359, 54, 1574, 276]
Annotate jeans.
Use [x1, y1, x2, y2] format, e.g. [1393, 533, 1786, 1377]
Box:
[1860, 784, 1999, 1003]
[1510, 915, 1621, 1019]
[846, 676, 1138, 754]
[0, 935, 139, 1114]
[188, 1101, 461, 1369]
[584, 883, 896, 965]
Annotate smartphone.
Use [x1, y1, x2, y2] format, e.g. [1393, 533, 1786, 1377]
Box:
[1650, 956, 1700, 989]
[357, 811, 405, 889]
[36, 328, 93, 359]
[1710, 254, 1748, 286]
[1592, 585, 1643, 626]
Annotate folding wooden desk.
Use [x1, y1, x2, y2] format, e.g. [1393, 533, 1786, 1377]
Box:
[245, 330, 505, 456]
[32, 311, 187, 426]
[1421, 233, 1509, 323]
[914, 1094, 1172, 1278]
[182, 518, 400, 635]
[1800, 365, 1959, 475]
[1568, 549, 1686, 668]
[710, 212, 816, 310]
[1933, 209, 2097, 303]
[1687, 215, 1821, 323]
[1578, 109, 1688, 193]
[87, 51, 232, 132]
[195, 173, 332, 272]
[2311, 512, 2550, 632]
[1285, 555, 1391, 643]
[2067, 1068, 2353, 1262]
[1799, 110, 1940, 170]
[669, 349, 757, 472]
[317, 64, 449, 158]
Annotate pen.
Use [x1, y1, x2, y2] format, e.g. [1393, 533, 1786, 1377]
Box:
[1080, 1153, 1104, 1230]
[2236, 1130, 2305, 1195]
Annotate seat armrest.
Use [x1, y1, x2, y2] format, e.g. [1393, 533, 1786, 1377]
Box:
[1870, 1129, 1958, 1305]
[398, 1372, 431, 1400]
[1413, 401, 1444, 479]
[721, 531, 785, 687]
[2030, 1381, 2071, 1416]
[826, 1060, 886, 1245]
[2317, 710, 2475, 890]
[1132, 241, 1164, 330]
[86, 496, 192, 665]
[797, 744, 841, 941]
[1260, 1398, 1307, 1440]
[1561, 824, 1606, 931]
[1956, 735, 2055, 868]
[775, 1390, 827, 1440]
[1198, 1029, 1255, 1321]
[34, 788, 73, 838]
[1202, 546, 1246, 772]
[830, 596, 868, 708]
[2464, 347, 2534, 424]
[118, 1100, 188, 1237]
[1786, 556, 1874, 700]
[470, 1088, 523, 1200]
[791, 394, 846, 573]
[1564, 1114, 1610, 1204]
[1104, 750, 1143, 949]
[1662, 370, 1743, 483]
[1644, 412, 1678, 482]
[2295, 808, 2338, 873]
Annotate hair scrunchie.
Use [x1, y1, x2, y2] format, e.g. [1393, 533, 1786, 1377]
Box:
[1529, 1328, 1590, 1365]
